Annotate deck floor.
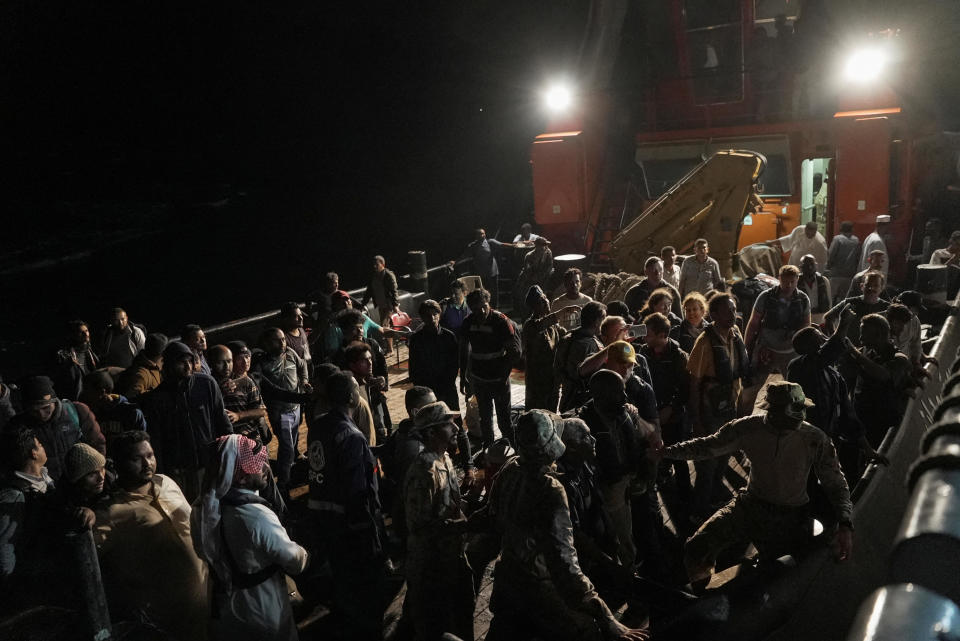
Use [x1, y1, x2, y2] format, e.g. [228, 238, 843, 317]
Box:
[269, 347, 751, 639]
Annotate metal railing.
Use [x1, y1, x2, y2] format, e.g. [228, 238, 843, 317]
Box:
[737, 295, 960, 641]
[195, 256, 473, 348]
[842, 305, 960, 640]
[768, 293, 960, 641]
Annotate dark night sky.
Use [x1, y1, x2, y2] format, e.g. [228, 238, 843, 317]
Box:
[2, 0, 960, 350]
[0, 1, 594, 349]
[3, 2, 588, 240]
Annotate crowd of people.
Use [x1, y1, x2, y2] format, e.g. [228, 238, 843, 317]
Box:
[0, 216, 953, 641]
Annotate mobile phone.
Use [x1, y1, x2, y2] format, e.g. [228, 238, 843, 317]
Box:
[627, 324, 647, 339]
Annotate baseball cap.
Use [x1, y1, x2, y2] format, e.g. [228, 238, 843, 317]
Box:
[606, 341, 637, 366]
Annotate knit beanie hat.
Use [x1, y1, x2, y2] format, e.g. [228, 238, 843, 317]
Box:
[20, 375, 57, 406]
[64, 443, 106, 483]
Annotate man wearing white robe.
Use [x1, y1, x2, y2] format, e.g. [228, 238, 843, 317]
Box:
[776, 221, 828, 267]
[192, 434, 309, 641]
[859, 214, 891, 279]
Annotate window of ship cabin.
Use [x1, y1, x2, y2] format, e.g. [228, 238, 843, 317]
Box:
[635, 135, 793, 199]
[684, 0, 743, 105]
[684, 0, 738, 30]
[638, 157, 703, 199]
[637, 153, 788, 200]
[753, 0, 800, 26]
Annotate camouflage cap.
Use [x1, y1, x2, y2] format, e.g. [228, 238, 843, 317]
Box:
[758, 381, 815, 420]
[515, 410, 565, 462]
[412, 401, 459, 433]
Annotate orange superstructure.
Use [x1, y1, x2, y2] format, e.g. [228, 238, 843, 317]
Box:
[530, 2, 948, 284]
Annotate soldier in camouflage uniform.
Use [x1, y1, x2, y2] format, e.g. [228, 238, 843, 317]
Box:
[486, 410, 648, 641]
[403, 401, 475, 641]
[660, 381, 854, 585]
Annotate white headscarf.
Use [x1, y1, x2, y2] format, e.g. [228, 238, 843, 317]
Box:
[190, 434, 240, 587]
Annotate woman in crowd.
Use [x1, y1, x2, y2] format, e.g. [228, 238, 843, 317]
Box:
[672, 292, 709, 353]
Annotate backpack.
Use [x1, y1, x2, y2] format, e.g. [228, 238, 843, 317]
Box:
[218, 490, 281, 590]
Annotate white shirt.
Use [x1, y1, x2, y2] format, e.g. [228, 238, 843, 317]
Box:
[512, 233, 541, 243]
[814, 183, 828, 209]
[930, 248, 957, 266]
[551, 293, 593, 331]
[778, 225, 828, 267]
[662, 263, 681, 290]
[892, 315, 923, 364]
[859, 232, 889, 278]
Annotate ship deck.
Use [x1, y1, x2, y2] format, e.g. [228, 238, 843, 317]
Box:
[272, 343, 751, 640]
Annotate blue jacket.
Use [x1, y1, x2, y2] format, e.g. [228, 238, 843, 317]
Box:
[307, 407, 383, 555]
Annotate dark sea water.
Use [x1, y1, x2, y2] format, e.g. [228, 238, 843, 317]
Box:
[0, 194, 528, 377]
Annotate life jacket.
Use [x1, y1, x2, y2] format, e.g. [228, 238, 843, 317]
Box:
[700, 326, 749, 423]
[36, 401, 83, 482]
[759, 286, 807, 335]
[800, 274, 831, 313]
[702, 326, 749, 385]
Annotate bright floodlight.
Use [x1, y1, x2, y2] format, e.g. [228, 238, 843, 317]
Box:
[544, 84, 573, 112]
[843, 47, 888, 84]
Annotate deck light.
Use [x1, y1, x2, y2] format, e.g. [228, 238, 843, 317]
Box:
[544, 83, 573, 112]
[843, 47, 888, 84]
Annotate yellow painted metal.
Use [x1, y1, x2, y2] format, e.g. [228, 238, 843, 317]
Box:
[610, 150, 765, 277]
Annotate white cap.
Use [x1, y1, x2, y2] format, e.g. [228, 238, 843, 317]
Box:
[876, 214, 891, 223]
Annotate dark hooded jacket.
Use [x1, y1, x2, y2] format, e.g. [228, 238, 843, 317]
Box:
[140, 342, 232, 472]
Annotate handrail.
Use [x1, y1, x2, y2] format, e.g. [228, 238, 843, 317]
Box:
[756, 292, 960, 641]
[844, 301, 960, 639]
[196, 257, 475, 344]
